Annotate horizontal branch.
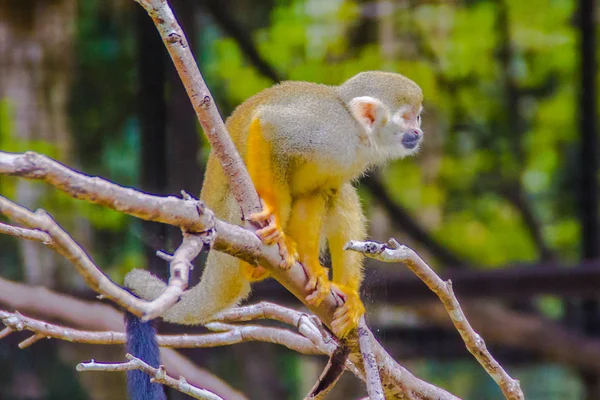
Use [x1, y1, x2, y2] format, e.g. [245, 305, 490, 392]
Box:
[78, 355, 223, 400]
[0, 152, 213, 233]
[0, 308, 321, 354]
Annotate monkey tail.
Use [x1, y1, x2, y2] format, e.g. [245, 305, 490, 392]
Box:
[124, 251, 251, 325]
[123, 309, 166, 400]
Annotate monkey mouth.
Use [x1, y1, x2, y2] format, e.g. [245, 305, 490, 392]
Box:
[401, 134, 420, 150]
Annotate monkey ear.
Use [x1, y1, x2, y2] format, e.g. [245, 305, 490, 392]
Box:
[348, 96, 389, 135]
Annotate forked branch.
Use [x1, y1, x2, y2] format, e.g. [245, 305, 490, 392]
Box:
[78, 355, 223, 400]
[346, 238, 525, 400]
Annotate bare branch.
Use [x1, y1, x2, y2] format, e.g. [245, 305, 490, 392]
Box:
[0, 151, 263, 265]
[0, 309, 320, 354]
[143, 233, 209, 321]
[203, 322, 320, 355]
[0, 151, 213, 233]
[133, 0, 261, 218]
[347, 239, 524, 400]
[0, 310, 125, 344]
[0, 278, 247, 400]
[0, 193, 212, 322]
[0, 195, 151, 317]
[0, 221, 50, 242]
[78, 355, 223, 400]
[358, 317, 384, 400]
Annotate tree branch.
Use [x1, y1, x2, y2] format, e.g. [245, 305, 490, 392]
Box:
[0, 276, 247, 400]
[358, 317, 384, 400]
[347, 239, 524, 400]
[133, 0, 261, 218]
[0, 309, 320, 354]
[78, 355, 223, 400]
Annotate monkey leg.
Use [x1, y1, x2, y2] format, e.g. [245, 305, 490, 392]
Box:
[287, 192, 331, 306]
[323, 183, 366, 338]
[246, 117, 297, 268]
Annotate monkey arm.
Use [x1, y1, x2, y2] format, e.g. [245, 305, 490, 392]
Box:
[246, 116, 297, 268]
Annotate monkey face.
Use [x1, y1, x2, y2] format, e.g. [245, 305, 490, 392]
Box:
[376, 104, 423, 159]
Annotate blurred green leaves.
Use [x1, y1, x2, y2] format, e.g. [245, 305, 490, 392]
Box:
[206, 0, 581, 269]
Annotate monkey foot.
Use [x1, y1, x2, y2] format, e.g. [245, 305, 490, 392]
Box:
[331, 285, 365, 338]
[277, 235, 298, 269]
[305, 269, 331, 306]
[249, 206, 282, 245]
[248, 206, 298, 269]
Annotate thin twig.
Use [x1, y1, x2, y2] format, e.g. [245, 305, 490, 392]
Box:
[143, 233, 211, 321]
[77, 355, 223, 400]
[346, 238, 524, 400]
[0, 221, 50, 242]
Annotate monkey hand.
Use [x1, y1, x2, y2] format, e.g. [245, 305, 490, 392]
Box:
[248, 204, 298, 269]
[304, 265, 331, 306]
[331, 284, 365, 338]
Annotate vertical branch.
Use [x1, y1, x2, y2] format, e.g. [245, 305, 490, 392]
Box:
[134, 0, 261, 218]
[358, 318, 384, 400]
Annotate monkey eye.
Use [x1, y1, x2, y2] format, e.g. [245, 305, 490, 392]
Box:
[417, 115, 421, 123]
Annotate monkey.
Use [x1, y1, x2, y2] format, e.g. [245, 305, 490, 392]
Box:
[125, 71, 424, 338]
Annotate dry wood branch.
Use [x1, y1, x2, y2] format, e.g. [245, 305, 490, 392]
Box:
[0, 151, 262, 264]
[0, 221, 50, 242]
[204, 322, 320, 354]
[358, 317, 384, 400]
[0, 278, 246, 400]
[0, 152, 213, 233]
[78, 355, 223, 400]
[0, 309, 320, 354]
[0, 193, 210, 322]
[144, 233, 210, 321]
[0, 195, 149, 317]
[0, 310, 126, 345]
[133, 0, 260, 218]
[347, 238, 524, 400]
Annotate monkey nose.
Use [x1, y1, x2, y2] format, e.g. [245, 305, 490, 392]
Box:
[412, 130, 421, 137]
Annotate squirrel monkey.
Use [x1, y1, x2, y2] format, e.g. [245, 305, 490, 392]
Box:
[126, 71, 423, 338]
